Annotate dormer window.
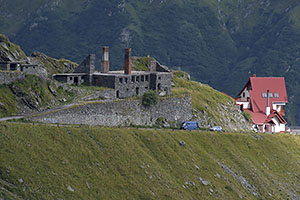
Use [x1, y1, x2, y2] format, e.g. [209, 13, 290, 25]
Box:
[262, 92, 267, 98]
[268, 93, 273, 98]
[274, 93, 279, 98]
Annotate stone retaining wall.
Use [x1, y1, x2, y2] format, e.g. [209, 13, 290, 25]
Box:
[31, 96, 193, 126]
[0, 71, 25, 84]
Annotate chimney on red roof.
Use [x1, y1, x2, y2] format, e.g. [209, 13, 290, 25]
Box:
[252, 74, 256, 77]
[101, 46, 109, 73]
[124, 48, 132, 74]
[266, 89, 270, 116]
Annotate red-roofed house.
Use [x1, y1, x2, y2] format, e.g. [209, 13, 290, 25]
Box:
[236, 74, 288, 133]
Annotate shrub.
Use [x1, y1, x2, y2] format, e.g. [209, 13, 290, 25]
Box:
[242, 111, 252, 122]
[142, 90, 158, 107]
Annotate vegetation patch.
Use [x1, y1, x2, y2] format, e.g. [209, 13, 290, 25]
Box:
[142, 90, 158, 107]
[1, 123, 300, 199]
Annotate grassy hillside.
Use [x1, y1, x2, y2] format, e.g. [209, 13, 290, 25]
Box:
[0, 75, 75, 117]
[1, 123, 300, 199]
[172, 71, 251, 131]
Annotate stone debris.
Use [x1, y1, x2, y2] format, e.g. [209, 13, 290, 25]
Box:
[195, 164, 200, 170]
[179, 141, 186, 147]
[201, 180, 210, 186]
[219, 162, 261, 198]
[67, 186, 74, 192]
[19, 178, 24, 183]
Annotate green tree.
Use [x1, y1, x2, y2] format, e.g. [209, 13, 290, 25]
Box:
[142, 90, 158, 107]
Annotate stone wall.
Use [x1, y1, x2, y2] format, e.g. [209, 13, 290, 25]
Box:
[31, 96, 193, 127]
[0, 71, 25, 84]
[21, 65, 48, 78]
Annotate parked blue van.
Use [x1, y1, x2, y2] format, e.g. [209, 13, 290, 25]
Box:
[180, 121, 200, 130]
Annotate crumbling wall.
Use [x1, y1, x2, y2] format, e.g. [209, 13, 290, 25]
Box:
[0, 71, 25, 84]
[31, 96, 193, 127]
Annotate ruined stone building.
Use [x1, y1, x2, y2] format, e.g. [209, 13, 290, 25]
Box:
[54, 47, 172, 98]
[0, 61, 47, 84]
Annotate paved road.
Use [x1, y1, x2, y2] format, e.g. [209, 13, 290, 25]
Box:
[0, 98, 115, 122]
[0, 116, 24, 121]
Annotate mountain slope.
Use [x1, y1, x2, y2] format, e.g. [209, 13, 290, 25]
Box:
[0, 0, 300, 124]
[1, 123, 300, 199]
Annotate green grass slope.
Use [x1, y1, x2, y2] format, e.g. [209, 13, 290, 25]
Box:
[172, 71, 251, 131]
[1, 123, 300, 199]
[0, 75, 75, 117]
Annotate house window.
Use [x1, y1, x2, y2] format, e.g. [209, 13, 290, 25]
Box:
[119, 78, 123, 84]
[141, 75, 144, 82]
[132, 76, 135, 82]
[262, 92, 267, 98]
[274, 93, 279, 98]
[145, 75, 149, 81]
[158, 76, 161, 80]
[268, 93, 273, 98]
[70, 77, 73, 80]
[242, 92, 245, 98]
[136, 76, 139, 82]
[125, 78, 128, 83]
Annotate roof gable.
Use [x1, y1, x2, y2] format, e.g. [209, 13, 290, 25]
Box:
[248, 77, 288, 113]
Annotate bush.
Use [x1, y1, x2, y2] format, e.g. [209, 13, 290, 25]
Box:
[142, 90, 158, 107]
[242, 111, 252, 122]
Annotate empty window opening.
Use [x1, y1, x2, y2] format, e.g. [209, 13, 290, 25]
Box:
[74, 77, 79, 85]
[157, 83, 161, 90]
[158, 76, 161, 80]
[145, 75, 149, 81]
[132, 76, 135, 82]
[141, 76, 144, 82]
[119, 78, 123, 84]
[136, 87, 139, 95]
[125, 78, 128, 83]
[116, 90, 120, 98]
[136, 76, 139, 82]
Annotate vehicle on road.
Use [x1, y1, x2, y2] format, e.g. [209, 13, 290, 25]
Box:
[180, 121, 200, 130]
[210, 126, 223, 132]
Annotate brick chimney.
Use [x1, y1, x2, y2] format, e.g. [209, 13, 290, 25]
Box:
[124, 48, 132, 74]
[101, 46, 109, 73]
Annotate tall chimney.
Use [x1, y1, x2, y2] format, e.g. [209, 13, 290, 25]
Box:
[124, 48, 132, 74]
[266, 89, 270, 116]
[101, 46, 109, 73]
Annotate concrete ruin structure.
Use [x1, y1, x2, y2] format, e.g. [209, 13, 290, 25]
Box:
[0, 61, 47, 83]
[54, 47, 172, 98]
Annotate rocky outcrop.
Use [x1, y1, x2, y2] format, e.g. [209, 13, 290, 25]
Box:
[194, 101, 252, 131]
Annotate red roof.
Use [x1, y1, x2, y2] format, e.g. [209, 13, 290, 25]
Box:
[245, 110, 287, 125]
[265, 110, 287, 124]
[239, 76, 288, 113]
